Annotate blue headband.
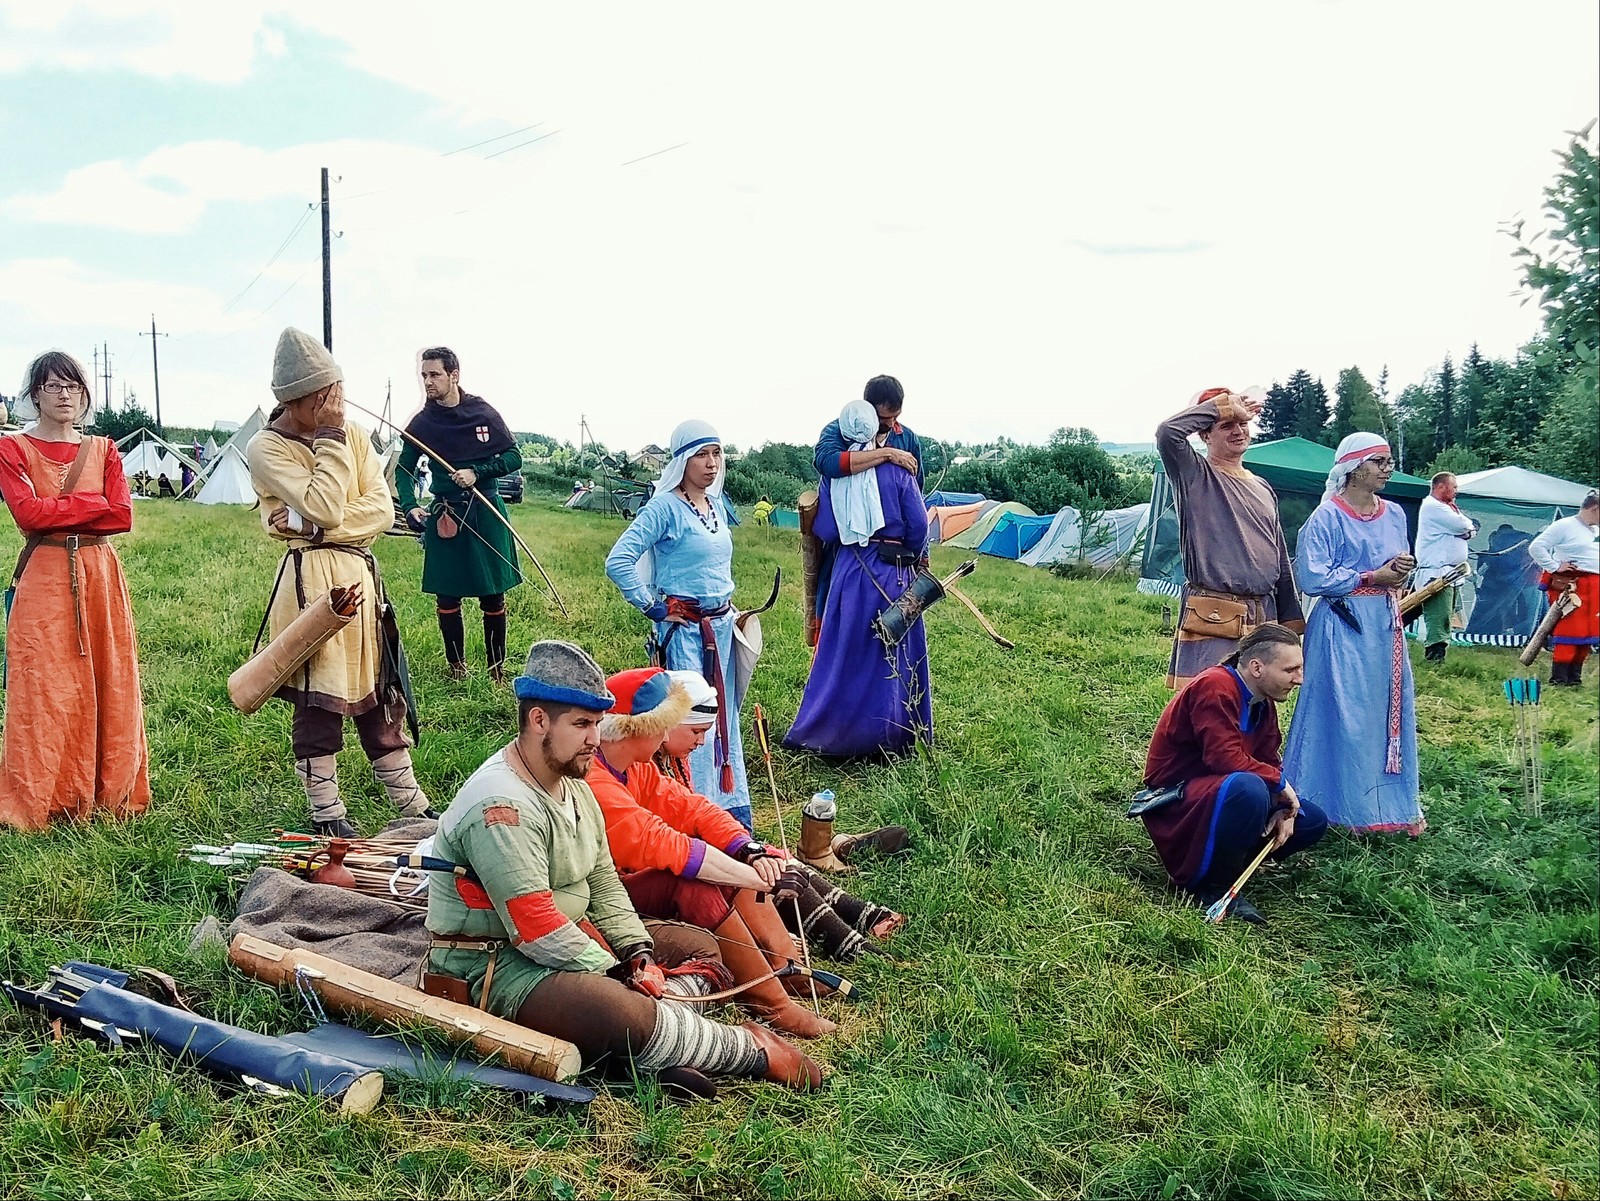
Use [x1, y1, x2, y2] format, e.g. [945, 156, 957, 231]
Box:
[673, 435, 719, 459]
[512, 676, 615, 711]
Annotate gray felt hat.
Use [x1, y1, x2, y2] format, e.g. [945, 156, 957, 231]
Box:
[271, 326, 343, 403]
[512, 640, 615, 711]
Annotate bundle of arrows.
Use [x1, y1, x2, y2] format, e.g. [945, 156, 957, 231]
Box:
[187, 833, 435, 911]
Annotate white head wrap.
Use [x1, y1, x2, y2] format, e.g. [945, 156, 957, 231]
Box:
[1323, 432, 1391, 501]
[828, 400, 887, 547]
[667, 669, 719, 727]
[654, 419, 725, 499]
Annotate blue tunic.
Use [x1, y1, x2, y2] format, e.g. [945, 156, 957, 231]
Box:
[784, 464, 933, 759]
[605, 493, 752, 825]
[1282, 496, 1422, 833]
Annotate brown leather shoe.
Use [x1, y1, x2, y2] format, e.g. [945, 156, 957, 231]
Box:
[832, 825, 910, 864]
[447, 661, 470, 681]
[742, 1022, 824, 1090]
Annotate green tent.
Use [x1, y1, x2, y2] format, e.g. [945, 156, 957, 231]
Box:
[946, 501, 1037, 550]
[1138, 438, 1429, 597]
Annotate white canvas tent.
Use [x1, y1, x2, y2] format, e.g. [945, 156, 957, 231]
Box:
[116, 428, 202, 489]
[218, 408, 266, 456]
[202, 435, 220, 464]
[194, 440, 256, 504]
[1455, 466, 1592, 507]
[1019, 503, 1151, 569]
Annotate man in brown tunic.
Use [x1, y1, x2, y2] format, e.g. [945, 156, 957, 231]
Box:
[1156, 386, 1303, 688]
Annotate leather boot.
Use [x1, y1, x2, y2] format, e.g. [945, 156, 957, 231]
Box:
[712, 910, 836, 1038]
[799, 797, 853, 873]
[297, 755, 355, 838]
[742, 1022, 823, 1090]
[372, 749, 435, 818]
[1550, 660, 1575, 687]
[831, 825, 910, 865]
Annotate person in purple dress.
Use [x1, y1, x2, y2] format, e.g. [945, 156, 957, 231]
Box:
[784, 401, 931, 760]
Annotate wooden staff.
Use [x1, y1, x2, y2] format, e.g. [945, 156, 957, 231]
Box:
[751, 704, 821, 1015]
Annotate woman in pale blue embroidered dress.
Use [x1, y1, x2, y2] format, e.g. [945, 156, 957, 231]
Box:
[1282, 432, 1423, 835]
[605, 420, 753, 829]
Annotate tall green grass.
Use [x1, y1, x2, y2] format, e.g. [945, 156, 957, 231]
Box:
[0, 500, 1594, 1199]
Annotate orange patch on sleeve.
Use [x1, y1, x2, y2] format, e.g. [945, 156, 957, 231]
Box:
[483, 805, 520, 827]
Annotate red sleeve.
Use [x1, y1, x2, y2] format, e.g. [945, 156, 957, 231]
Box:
[634, 761, 749, 853]
[79, 442, 133, 534]
[1189, 683, 1283, 790]
[0, 439, 113, 534]
[838, 451, 852, 474]
[586, 763, 693, 875]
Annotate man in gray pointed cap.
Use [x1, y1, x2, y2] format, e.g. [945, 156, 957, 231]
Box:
[244, 327, 432, 837]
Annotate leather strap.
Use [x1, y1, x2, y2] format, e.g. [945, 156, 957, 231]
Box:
[10, 439, 96, 589]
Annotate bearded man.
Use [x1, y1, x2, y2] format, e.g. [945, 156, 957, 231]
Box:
[425, 640, 820, 1091]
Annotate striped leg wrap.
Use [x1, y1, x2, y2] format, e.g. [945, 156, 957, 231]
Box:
[850, 902, 896, 936]
[780, 883, 871, 963]
[372, 749, 432, 817]
[634, 1000, 763, 1078]
[295, 754, 345, 822]
[661, 975, 712, 999]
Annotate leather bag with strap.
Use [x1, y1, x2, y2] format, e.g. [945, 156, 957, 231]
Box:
[1179, 591, 1249, 640]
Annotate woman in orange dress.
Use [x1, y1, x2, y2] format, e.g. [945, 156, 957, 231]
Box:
[0, 350, 150, 830]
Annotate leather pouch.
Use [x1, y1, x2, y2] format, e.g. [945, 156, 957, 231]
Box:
[421, 971, 473, 1007]
[1180, 594, 1248, 640]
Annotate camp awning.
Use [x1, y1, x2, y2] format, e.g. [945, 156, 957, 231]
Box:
[1242, 437, 1430, 498]
[1455, 465, 1591, 507]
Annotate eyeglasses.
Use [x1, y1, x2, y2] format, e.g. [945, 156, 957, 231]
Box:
[1365, 457, 1395, 469]
[39, 382, 85, 396]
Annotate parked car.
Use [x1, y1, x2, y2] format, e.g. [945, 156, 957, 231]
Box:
[497, 473, 525, 504]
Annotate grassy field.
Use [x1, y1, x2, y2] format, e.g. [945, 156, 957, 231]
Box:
[0, 498, 1595, 1200]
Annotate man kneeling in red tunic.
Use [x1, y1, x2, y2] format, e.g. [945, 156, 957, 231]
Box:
[1139, 623, 1328, 925]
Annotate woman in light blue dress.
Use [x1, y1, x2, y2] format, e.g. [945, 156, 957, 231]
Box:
[1282, 432, 1423, 835]
[605, 420, 753, 829]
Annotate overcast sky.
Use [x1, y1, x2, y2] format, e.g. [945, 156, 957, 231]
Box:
[2, 1, 1596, 451]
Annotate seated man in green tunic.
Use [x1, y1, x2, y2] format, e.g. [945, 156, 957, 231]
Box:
[398, 347, 524, 681]
[425, 639, 823, 1092]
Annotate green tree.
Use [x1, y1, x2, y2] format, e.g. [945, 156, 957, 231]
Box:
[1426, 446, 1485, 477]
[89, 400, 157, 444]
[1281, 370, 1330, 443]
[1536, 374, 1599, 483]
[1391, 383, 1432, 474]
[1258, 380, 1297, 442]
[1330, 366, 1386, 445]
[1433, 354, 1457, 450]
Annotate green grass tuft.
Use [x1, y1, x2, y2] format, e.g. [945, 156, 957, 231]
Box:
[1, 499, 1595, 1198]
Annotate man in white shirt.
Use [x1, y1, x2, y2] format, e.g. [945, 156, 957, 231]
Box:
[1528, 492, 1600, 685]
[1413, 472, 1478, 662]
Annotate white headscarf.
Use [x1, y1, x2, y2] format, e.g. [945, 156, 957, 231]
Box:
[13, 351, 93, 425]
[655, 419, 725, 499]
[828, 400, 886, 547]
[1324, 432, 1391, 501]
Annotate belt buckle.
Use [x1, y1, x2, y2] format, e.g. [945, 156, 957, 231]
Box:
[65, 534, 80, 551]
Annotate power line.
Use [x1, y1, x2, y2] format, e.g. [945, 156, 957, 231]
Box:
[442, 123, 545, 156]
[482, 128, 562, 160]
[620, 141, 689, 167]
[218, 204, 316, 314]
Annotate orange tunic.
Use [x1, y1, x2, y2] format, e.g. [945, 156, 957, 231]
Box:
[0, 434, 151, 829]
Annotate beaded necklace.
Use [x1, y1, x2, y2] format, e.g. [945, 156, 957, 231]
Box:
[675, 488, 720, 533]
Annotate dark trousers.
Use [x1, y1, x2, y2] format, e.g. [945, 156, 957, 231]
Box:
[1191, 771, 1328, 894]
[291, 703, 408, 761]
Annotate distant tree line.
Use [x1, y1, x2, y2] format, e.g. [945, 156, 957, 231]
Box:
[1256, 124, 1597, 483]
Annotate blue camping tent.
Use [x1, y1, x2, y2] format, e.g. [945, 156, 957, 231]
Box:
[925, 490, 985, 507]
[978, 511, 1055, 560]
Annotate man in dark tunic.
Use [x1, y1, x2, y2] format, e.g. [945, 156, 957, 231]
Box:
[810, 375, 923, 626]
[398, 347, 523, 681]
[1140, 623, 1327, 925]
[1157, 387, 1303, 688]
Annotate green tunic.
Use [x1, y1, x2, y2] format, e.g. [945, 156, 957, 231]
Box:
[425, 749, 652, 1019]
[396, 441, 524, 597]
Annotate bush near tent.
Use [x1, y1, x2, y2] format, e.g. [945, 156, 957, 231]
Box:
[977, 511, 1055, 560]
[946, 501, 1035, 550]
[1138, 435, 1429, 595]
[1021, 503, 1151, 570]
[925, 490, 985, 507]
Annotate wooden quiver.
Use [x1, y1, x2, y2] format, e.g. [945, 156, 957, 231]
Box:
[797, 490, 823, 648]
[228, 588, 358, 715]
[229, 934, 584, 1083]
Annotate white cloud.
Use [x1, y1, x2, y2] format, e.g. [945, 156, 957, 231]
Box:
[0, 0, 277, 84]
[2, 1, 1597, 447]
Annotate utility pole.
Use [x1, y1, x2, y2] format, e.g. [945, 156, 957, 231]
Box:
[93, 346, 101, 411]
[139, 314, 168, 431]
[321, 166, 333, 352]
[101, 343, 114, 417]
